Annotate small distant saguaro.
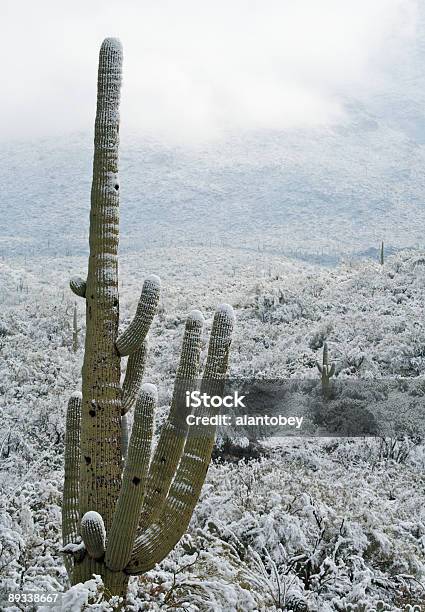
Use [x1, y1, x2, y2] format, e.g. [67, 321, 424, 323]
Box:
[316, 342, 335, 399]
[61, 38, 235, 603]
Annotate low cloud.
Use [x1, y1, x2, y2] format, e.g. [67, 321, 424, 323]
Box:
[0, 0, 418, 142]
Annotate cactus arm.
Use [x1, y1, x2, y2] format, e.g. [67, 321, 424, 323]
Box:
[316, 362, 323, 374]
[126, 305, 234, 575]
[329, 363, 336, 377]
[79, 38, 123, 531]
[138, 310, 204, 530]
[116, 275, 161, 356]
[121, 340, 148, 415]
[70, 276, 87, 298]
[81, 511, 106, 560]
[105, 384, 156, 571]
[62, 392, 82, 578]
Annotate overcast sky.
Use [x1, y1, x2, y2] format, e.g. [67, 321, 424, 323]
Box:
[1, 0, 418, 143]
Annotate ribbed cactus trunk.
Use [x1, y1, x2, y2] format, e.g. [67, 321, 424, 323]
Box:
[81, 37, 122, 527]
[62, 38, 235, 606]
[77, 37, 128, 596]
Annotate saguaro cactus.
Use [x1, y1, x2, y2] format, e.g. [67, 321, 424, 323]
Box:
[61, 38, 235, 601]
[380, 240, 384, 266]
[316, 342, 335, 399]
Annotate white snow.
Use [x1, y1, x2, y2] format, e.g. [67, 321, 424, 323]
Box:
[145, 274, 161, 288]
[141, 382, 158, 401]
[61, 541, 85, 554]
[187, 309, 204, 323]
[1, 248, 425, 611]
[216, 302, 235, 321]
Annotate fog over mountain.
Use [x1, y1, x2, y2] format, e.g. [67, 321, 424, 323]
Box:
[1, 1, 424, 262]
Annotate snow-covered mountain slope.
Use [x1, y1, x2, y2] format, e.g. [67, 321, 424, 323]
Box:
[1, 249, 424, 610]
[2, 90, 425, 263]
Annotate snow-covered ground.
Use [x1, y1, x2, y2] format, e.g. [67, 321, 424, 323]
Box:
[0, 247, 424, 611]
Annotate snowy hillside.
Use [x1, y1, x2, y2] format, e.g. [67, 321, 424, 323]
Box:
[0, 248, 424, 611]
[1, 118, 425, 264]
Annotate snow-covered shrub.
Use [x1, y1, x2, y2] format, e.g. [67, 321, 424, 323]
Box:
[1, 250, 424, 610]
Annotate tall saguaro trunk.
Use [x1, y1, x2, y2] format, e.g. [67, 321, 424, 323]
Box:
[81, 38, 122, 532]
[62, 38, 235, 605]
[78, 37, 126, 595]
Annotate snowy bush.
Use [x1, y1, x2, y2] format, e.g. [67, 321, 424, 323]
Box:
[0, 250, 424, 610]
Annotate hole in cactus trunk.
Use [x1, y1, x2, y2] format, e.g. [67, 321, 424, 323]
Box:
[132, 477, 140, 486]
